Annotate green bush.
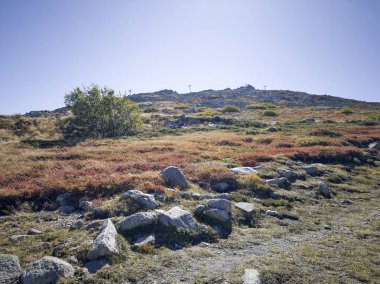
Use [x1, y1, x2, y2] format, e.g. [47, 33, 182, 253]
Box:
[247, 103, 277, 109]
[222, 105, 240, 113]
[336, 106, 353, 115]
[263, 110, 278, 117]
[64, 85, 142, 139]
[174, 104, 190, 109]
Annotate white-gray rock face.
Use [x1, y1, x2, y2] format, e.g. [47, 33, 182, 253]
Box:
[277, 168, 296, 179]
[242, 268, 261, 284]
[205, 208, 230, 222]
[134, 235, 155, 247]
[266, 177, 288, 187]
[230, 167, 259, 175]
[121, 190, 158, 209]
[0, 254, 21, 284]
[87, 219, 119, 260]
[158, 206, 198, 231]
[303, 165, 319, 176]
[160, 166, 189, 189]
[22, 256, 75, 284]
[235, 202, 255, 214]
[206, 199, 232, 213]
[118, 211, 157, 232]
[369, 141, 380, 151]
[319, 182, 331, 197]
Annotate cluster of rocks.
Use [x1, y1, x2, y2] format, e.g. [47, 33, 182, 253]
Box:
[0, 254, 75, 284]
[56, 193, 93, 214]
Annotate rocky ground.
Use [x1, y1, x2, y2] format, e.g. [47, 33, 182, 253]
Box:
[1, 157, 379, 283]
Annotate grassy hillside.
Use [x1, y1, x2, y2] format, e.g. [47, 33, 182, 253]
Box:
[0, 101, 379, 283]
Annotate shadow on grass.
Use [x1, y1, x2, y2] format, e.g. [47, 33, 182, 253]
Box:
[21, 139, 79, 148]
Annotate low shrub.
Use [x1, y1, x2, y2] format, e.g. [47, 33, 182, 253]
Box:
[263, 110, 278, 117]
[222, 105, 241, 113]
[247, 103, 277, 110]
[336, 106, 353, 115]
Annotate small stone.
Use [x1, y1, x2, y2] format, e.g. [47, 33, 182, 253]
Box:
[120, 190, 158, 209]
[319, 182, 331, 197]
[27, 228, 43, 235]
[242, 268, 261, 284]
[158, 206, 198, 231]
[192, 192, 201, 199]
[303, 166, 319, 176]
[368, 141, 380, 151]
[253, 198, 262, 203]
[212, 182, 229, 192]
[0, 254, 22, 284]
[10, 235, 32, 242]
[160, 166, 189, 189]
[230, 167, 259, 175]
[235, 202, 255, 214]
[118, 211, 157, 232]
[324, 225, 332, 230]
[277, 168, 296, 179]
[265, 210, 280, 217]
[218, 193, 230, 200]
[206, 199, 232, 213]
[195, 204, 206, 214]
[266, 177, 288, 187]
[70, 219, 84, 230]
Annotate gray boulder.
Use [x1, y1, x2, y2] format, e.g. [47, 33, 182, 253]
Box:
[205, 208, 230, 223]
[158, 206, 198, 231]
[266, 177, 288, 187]
[87, 219, 119, 260]
[22, 256, 75, 284]
[303, 165, 319, 176]
[235, 202, 255, 214]
[319, 182, 331, 197]
[160, 166, 189, 189]
[0, 254, 21, 284]
[118, 211, 157, 232]
[230, 167, 259, 175]
[242, 268, 261, 284]
[206, 199, 231, 213]
[212, 182, 229, 192]
[277, 168, 296, 179]
[369, 141, 380, 150]
[121, 190, 157, 209]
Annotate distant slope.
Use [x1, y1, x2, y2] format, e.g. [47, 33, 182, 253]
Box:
[23, 85, 379, 117]
[128, 85, 379, 108]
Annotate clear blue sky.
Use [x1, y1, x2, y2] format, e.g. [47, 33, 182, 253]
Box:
[0, 0, 379, 114]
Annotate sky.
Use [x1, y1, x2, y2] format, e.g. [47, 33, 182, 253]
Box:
[0, 0, 379, 114]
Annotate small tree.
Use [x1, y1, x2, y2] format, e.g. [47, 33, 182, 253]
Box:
[64, 85, 142, 138]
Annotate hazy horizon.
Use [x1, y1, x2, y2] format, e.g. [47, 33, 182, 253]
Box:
[1, 0, 380, 114]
